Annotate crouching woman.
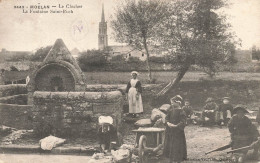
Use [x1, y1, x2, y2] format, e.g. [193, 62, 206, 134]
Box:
[228, 105, 259, 163]
[163, 95, 187, 163]
[97, 116, 118, 153]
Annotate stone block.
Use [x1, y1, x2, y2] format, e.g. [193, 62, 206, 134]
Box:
[64, 119, 72, 123]
[63, 111, 72, 118]
[67, 92, 82, 99]
[33, 91, 51, 99]
[79, 102, 91, 108]
[92, 103, 115, 114]
[72, 118, 82, 124]
[65, 106, 73, 111]
[32, 111, 39, 116]
[83, 111, 93, 116]
[74, 106, 85, 111]
[50, 92, 68, 99]
[63, 122, 70, 128]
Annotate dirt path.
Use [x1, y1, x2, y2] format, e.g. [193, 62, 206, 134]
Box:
[185, 125, 230, 160]
[123, 124, 259, 162]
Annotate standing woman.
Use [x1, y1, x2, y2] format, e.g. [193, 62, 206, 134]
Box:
[125, 71, 143, 118]
[163, 95, 187, 163]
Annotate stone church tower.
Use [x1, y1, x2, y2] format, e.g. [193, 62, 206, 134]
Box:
[98, 4, 108, 50]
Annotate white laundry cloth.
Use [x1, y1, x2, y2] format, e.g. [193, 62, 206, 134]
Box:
[39, 135, 66, 150]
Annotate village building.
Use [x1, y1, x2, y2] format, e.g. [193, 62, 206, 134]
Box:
[70, 48, 80, 59]
[98, 5, 167, 61]
[0, 62, 40, 84]
[0, 48, 33, 62]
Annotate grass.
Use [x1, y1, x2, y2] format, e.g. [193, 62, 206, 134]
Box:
[84, 71, 260, 84]
[4, 70, 260, 84]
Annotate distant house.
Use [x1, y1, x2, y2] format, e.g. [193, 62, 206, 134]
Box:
[70, 48, 80, 59]
[0, 48, 33, 62]
[0, 61, 40, 84]
[107, 45, 145, 61]
[107, 45, 168, 61]
[0, 61, 40, 71]
[98, 5, 167, 61]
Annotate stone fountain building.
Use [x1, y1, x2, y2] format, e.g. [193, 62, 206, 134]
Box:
[27, 39, 85, 104]
[25, 39, 123, 136]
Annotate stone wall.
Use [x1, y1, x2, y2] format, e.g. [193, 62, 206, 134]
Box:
[85, 84, 158, 95]
[0, 84, 32, 129]
[0, 94, 27, 105]
[32, 91, 123, 137]
[0, 103, 33, 129]
[0, 84, 27, 97]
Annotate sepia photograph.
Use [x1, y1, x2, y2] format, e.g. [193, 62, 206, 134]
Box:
[0, 0, 260, 162]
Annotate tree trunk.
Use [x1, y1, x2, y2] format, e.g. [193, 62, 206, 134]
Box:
[143, 38, 152, 82]
[156, 65, 190, 97]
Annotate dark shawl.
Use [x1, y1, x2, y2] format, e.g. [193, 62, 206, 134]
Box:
[228, 115, 259, 151]
[97, 125, 117, 150]
[203, 102, 219, 111]
[182, 105, 193, 118]
[228, 115, 258, 139]
[163, 107, 187, 161]
[125, 80, 142, 93]
[219, 103, 233, 119]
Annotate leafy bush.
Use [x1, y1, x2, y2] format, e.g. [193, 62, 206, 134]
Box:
[110, 54, 125, 62]
[30, 46, 52, 62]
[127, 56, 141, 63]
[77, 49, 107, 71]
[149, 56, 165, 63]
[6, 53, 30, 62]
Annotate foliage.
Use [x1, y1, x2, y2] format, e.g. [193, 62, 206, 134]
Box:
[30, 46, 52, 62]
[77, 49, 107, 71]
[149, 56, 172, 63]
[10, 66, 18, 71]
[6, 53, 30, 62]
[252, 45, 260, 61]
[110, 54, 125, 62]
[111, 0, 169, 82]
[149, 56, 164, 63]
[156, 0, 240, 95]
[127, 56, 142, 63]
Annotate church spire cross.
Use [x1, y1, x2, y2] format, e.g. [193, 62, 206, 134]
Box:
[101, 3, 105, 22]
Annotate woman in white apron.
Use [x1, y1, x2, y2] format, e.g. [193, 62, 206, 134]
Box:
[126, 71, 143, 117]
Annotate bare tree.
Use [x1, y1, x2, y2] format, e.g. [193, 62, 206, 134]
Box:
[111, 0, 169, 82]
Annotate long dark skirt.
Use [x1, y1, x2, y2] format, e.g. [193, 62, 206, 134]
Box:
[163, 128, 187, 162]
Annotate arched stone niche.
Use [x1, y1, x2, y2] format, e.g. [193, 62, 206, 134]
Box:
[27, 61, 85, 105]
[35, 64, 75, 91]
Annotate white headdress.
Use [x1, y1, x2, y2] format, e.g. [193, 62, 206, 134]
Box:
[131, 71, 139, 75]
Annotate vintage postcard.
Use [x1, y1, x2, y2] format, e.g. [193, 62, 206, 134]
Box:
[0, 0, 260, 162]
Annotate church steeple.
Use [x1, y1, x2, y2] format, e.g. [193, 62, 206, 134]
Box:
[101, 3, 105, 22]
[98, 3, 108, 50]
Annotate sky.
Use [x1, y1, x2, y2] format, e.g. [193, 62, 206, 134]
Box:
[0, 0, 260, 52]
